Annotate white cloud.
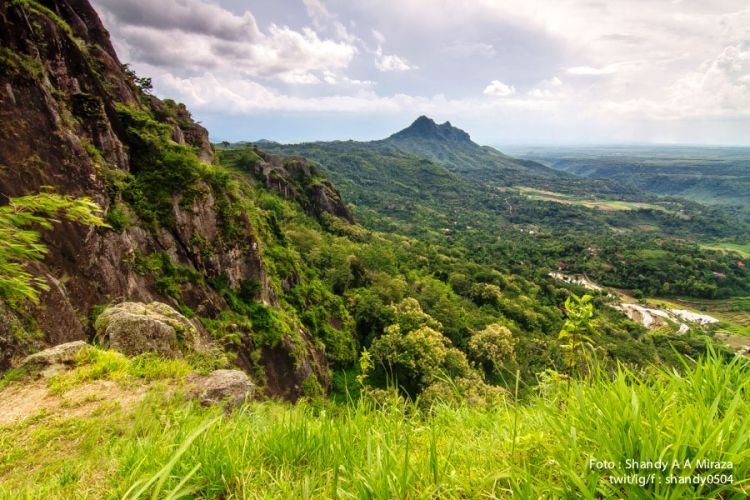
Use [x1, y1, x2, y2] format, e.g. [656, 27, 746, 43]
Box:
[372, 29, 386, 45]
[94, 0, 357, 84]
[528, 88, 553, 98]
[321, 71, 375, 86]
[278, 71, 322, 85]
[527, 77, 566, 99]
[94, 0, 750, 143]
[302, 0, 332, 26]
[567, 65, 619, 76]
[442, 41, 495, 57]
[368, 30, 414, 72]
[484, 80, 516, 97]
[601, 43, 750, 119]
[375, 53, 413, 72]
[154, 72, 562, 116]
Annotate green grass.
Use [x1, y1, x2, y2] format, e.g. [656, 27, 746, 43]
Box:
[46, 347, 195, 395]
[701, 242, 750, 259]
[516, 187, 668, 213]
[0, 367, 29, 390]
[1, 351, 748, 498]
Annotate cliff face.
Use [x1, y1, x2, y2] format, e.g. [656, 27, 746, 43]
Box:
[0, 0, 350, 399]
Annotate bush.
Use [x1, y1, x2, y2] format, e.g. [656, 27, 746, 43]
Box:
[104, 204, 130, 232]
[115, 103, 204, 227]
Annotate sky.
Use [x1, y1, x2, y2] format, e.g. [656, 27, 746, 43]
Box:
[91, 0, 750, 146]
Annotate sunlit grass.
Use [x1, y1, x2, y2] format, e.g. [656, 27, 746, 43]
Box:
[1, 350, 748, 498]
[700, 242, 750, 259]
[46, 347, 193, 395]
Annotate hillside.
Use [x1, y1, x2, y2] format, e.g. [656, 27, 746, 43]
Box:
[2, 0, 726, 400]
[0, 1, 749, 498]
[253, 122, 750, 300]
[0, 0, 355, 397]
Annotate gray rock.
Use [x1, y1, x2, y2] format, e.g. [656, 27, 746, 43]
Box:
[19, 341, 89, 375]
[94, 302, 199, 357]
[195, 369, 254, 408]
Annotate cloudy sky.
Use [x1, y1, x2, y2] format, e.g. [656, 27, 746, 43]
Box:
[92, 0, 750, 146]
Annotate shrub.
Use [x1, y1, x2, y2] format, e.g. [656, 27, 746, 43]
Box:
[104, 204, 130, 232]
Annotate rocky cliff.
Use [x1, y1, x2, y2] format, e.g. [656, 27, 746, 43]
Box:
[0, 0, 351, 399]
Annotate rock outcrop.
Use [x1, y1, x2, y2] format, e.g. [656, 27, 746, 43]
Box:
[0, 0, 343, 399]
[248, 152, 353, 223]
[193, 369, 255, 408]
[19, 340, 89, 376]
[94, 302, 200, 357]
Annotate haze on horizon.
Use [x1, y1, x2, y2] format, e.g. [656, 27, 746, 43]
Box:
[92, 0, 750, 146]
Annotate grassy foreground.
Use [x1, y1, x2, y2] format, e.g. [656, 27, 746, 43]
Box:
[0, 351, 749, 499]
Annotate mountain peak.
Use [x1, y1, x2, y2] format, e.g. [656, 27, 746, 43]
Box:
[389, 116, 472, 143]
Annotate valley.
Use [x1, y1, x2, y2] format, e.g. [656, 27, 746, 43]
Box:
[0, 0, 748, 498]
[549, 271, 750, 352]
[513, 186, 670, 213]
[506, 145, 750, 210]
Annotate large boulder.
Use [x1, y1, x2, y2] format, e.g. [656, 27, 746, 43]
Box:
[19, 341, 90, 376]
[94, 302, 200, 357]
[193, 369, 254, 408]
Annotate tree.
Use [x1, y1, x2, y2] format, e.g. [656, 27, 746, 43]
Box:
[0, 193, 105, 304]
[121, 63, 153, 95]
[388, 297, 442, 334]
[468, 323, 516, 377]
[368, 298, 470, 396]
[370, 324, 470, 396]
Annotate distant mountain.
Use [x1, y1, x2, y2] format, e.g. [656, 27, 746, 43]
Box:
[238, 117, 739, 245]
[380, 116, 563, 183]
[254, 116, 632, 199]
[388, 115, 472, 143]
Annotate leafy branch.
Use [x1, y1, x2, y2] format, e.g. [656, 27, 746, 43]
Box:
[0, 192, 105, 304]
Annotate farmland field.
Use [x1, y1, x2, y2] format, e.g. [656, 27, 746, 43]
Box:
[515, 187, 668, 212]
[700, 242, 750, 259]
[506, 145, 750, 209]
